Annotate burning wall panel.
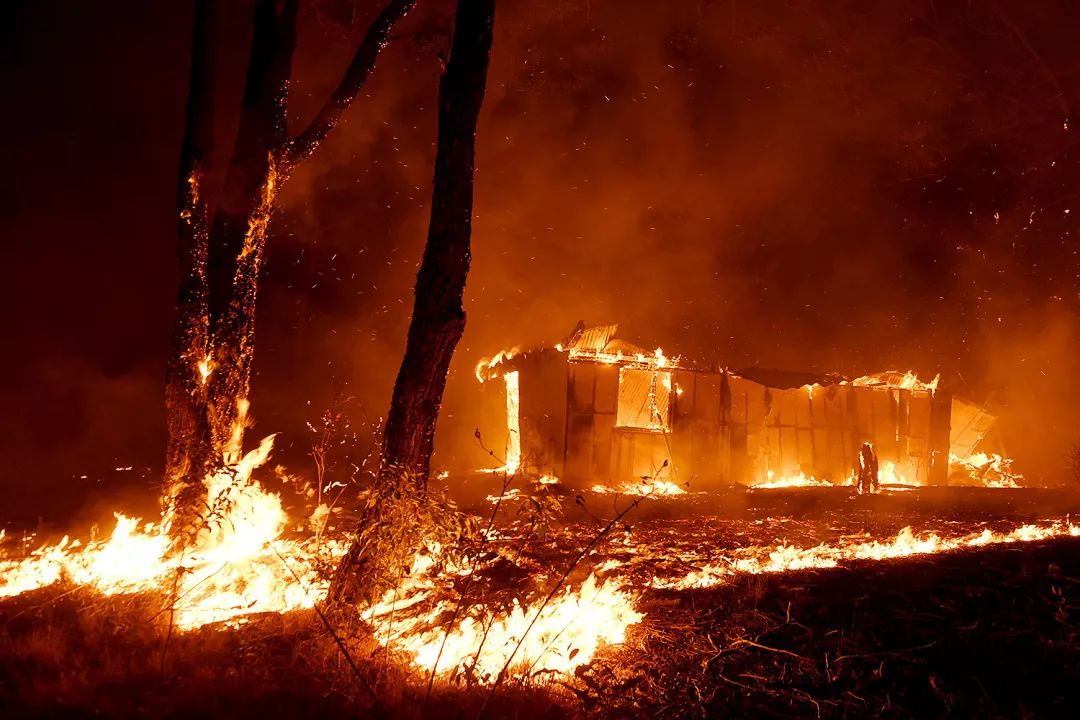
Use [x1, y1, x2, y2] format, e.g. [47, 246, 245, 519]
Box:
[929, 386, 953, 484]
[564, 361, 621, 483]
[481, 326, 969, 489]
[566, 363, 597, 483]
[824, 387, 851, 482]
[724, 375, 758, 485]
[950, 399, 999, 457]
[612, 429, 672, 482]
[516, 350, 569, 477]
[671, 370, 724, 489]
[797, 426, 814, 473]
[593, 364, 618, 480]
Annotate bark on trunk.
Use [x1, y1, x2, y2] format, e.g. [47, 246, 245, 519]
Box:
[163, 0, 299, 545]
[164, 0, 219, 539]
[164, 0, 418, 546]
[329, 0, 495, 604]
[380, 0, 495, 490]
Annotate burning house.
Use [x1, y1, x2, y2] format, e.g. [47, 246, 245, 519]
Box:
[476, 324, 1016, 490]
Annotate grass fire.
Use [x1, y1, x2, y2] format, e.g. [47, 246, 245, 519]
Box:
[3, 1, 1080, 718]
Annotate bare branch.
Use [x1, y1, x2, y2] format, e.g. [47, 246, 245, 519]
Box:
[283, 0, 418, 167]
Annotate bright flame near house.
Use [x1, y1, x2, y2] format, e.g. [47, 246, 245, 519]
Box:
[950, 451, 1022, 488]
[502, 371, 521, 474]
[750, 470, 842, 489]
[591, 479, 687, 496]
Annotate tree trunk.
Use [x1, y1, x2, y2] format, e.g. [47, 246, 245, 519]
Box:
[163, 0, 219, 540]
[163, 0, 298, 545]
[380, 0, 495, 490]
[163, 0, 418, 546]
[329, 0, 495, 604]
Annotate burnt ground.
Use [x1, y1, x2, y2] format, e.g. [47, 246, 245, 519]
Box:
[582, 536, 1080, 718]
[2, 486, 1080, 719]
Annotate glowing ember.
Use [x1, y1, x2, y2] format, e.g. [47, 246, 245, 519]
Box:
[486, 488, 522, 503]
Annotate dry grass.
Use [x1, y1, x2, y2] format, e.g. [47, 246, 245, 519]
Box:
[0, 585, 571, 720]
[4, 524, 1079, 719]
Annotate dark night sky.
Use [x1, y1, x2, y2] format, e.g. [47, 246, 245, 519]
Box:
[3, 0, 1078, 525]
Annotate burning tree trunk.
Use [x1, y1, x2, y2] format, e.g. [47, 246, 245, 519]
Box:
[165, 0, 218, 540]
[328, 0, 495, 604]
[164, 0, 418, 545]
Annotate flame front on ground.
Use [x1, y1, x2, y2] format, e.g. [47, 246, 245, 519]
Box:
[364, 563, 642, 680]
[0, 435, 338, 630]
[2, 448, 1078, 684]
[654, 519, 1080, 590]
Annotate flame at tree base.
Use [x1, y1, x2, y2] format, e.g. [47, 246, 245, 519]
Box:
[0, 435, 340, 630]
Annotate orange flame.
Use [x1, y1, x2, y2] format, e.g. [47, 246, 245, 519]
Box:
[654, 520, 1079, 590]
[0, 434, 341, 630]
[363, 553, 642, 680]
[949, 451, 1023, 488]
[591, 479, 686, 496]
[750, 470, 843, 489]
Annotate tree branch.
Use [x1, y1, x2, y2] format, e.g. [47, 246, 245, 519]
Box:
[178, 0, 216, 185]
[283, 0, 418, 167]
[237, 0, 300, 155]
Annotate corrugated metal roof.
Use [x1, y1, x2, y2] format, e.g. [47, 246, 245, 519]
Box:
[564, 323, 618, 352]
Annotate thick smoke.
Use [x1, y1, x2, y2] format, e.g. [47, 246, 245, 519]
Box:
[3, 0, 1078, 523]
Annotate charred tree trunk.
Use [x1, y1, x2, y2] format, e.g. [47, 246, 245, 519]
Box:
[380, 0, 495, 490]
[164, 0, 417, 545]
[329, 0, 495, 605]
[164, 0, 296, 545]
[164, 0, 220, 539]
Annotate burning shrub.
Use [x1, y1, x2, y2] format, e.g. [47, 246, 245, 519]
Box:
[328, 473, 482, 607]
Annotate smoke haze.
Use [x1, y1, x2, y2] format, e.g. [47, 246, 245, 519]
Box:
[3, 0, 1078, 523]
